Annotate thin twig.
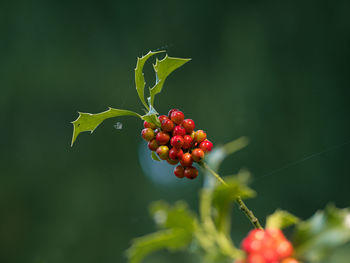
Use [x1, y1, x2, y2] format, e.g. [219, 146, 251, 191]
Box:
[199, 161, 263, 229]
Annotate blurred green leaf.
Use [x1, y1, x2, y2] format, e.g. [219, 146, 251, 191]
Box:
[149, 55, 191, 106]
[151, 152, 161, 161]
[212, 172, 255, 235]
[126, 228, 191, 263]
[293, 204, 350, 262]
[198, 190, 244, 260]
[212, 174, 256, 206]
[127, 201, 197, 263]
[135, 50, 165, 109]
[71, 108, 141, 146]
[266, 209, 299, 229]
[150, 201, 197, 232]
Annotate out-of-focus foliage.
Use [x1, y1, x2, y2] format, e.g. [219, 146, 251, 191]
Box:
[128, 139, 350, 263]
[127, 139, 255, 263]
[293, 205, 350, 262]
[126, 201, 196, 263]
[266, 209, 299, 229]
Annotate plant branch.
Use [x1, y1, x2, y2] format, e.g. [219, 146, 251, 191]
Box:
[199, 161, 263, 230]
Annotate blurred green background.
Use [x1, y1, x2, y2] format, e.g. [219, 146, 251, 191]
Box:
[1, 0, 350, 262]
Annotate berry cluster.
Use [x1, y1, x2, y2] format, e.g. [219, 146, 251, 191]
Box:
[236, 229, 298, 263]
[141, 109, 213, 180]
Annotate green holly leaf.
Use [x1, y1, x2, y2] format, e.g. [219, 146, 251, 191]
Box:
[293, 204, 350, 262]
[71, 108, 141, 146]
[266, 209, 299, 229]
[135, 50, 165, 109]
[149, 55, 191, 106]
[151, 152, 161, 161]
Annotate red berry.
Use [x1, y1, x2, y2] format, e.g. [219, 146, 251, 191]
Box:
[156, 145, 169, 160]
[248, 229, 265, 241]
[173, 125, 186, 136]
[169, 148, 184, 160]
[156, 132, 170, 145]
[199, 140, 213, 153]
[281, 258, 299, 263]
[167, 158, 179, 165]
[143, 121, 157, 129]
[158, 115, 169, 123]
[194, 130, 207, 143]
[170, 110, 185, 125]
[242, 229, 265, 253]
[161, 119, 175, 132]
[192, 148, 205, 162]
[184, 166, 198, 179]
[141, 128, 155, 141]
[182, 119, 195, 133]
[262, 248, 279, 262]
[148, 139, 159, 151]
[276, 240, 293, 259]
[170, 135, 184, 149]
[182, 135, 193, 149]
[168, 108, 179, 118]
[247, 253, 266, 263]
[174, 165, 185, 178]
[265, 228, 285, 242]
[190, 131, 195, 139]
[180, 153, 193, 167]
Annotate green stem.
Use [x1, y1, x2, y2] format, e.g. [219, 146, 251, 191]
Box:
[199, 161, 263, 230]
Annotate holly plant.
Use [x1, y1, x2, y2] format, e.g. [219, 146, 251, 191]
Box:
[71, 51, 350, 263]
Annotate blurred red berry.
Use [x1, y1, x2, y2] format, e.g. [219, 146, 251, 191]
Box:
[241, 228, 295, 263]
[148, 139, 159, 151]
[141, 128, 155, 141]
[161, 119, 175, 132]
[171, 110, 184, 125]
[180, 153, 193, 167]
[156, 146, 169, 160]
[174, 165, 185, 178]
[168, 108, 179, 118]
[262, 248, 279, 263]
[156, 132, 170, 145]
[247, 253, 266, 263]
[182, 135, 193, 149]
[169, 148, 184, 160]
[173, 125, 186, 136]
[192, 148, 205, 162]
[170, 135, 184, 149]
[265, 228, 285, 242]
[182, 119, 195, 133]
[281, 258, 299, 263]
[194, 130, 207, 143]
[184, 166, 198, 179]
[143, 121, 157, 129]
[199, 140, 213, 153]
[276, 240, 293, 259]
[242, 229, 265, 253]
[158, 115, 169, 123]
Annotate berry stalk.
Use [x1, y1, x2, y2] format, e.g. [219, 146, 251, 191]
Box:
[199, 161, 263, 230]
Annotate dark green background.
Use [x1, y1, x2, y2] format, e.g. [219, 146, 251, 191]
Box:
[1, 0, 349, 262]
